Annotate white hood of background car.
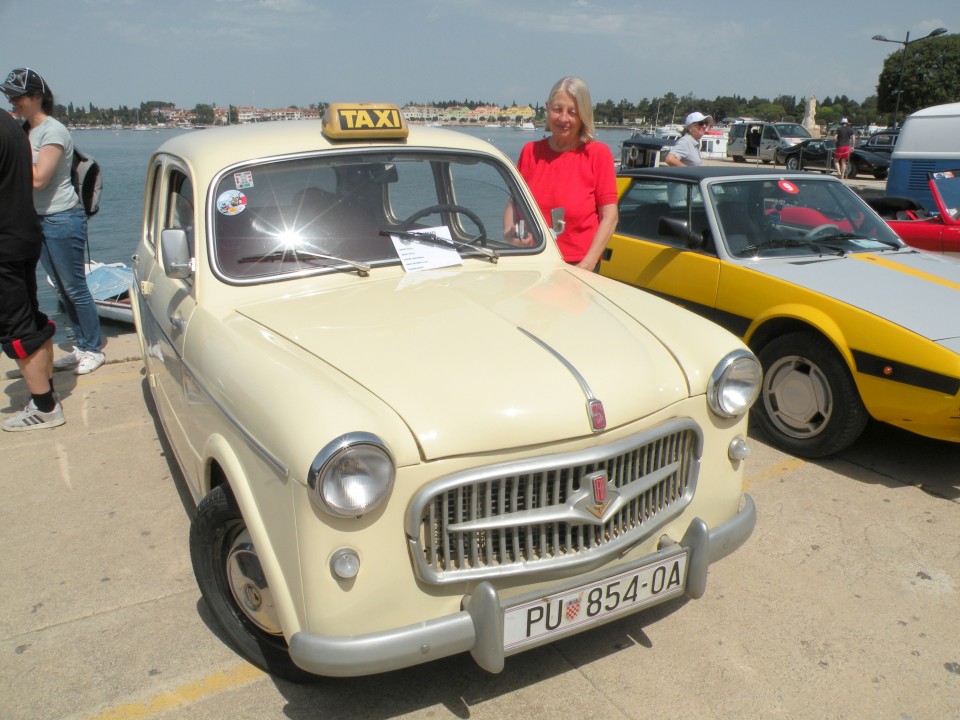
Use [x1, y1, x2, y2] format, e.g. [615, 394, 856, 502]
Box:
[752, 251, 960, 343]
[238, 269, 691, 460]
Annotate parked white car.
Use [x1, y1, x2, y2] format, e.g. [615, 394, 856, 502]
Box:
[132, 104, 760, 681]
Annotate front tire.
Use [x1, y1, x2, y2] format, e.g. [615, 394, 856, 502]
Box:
[190, 484, 316, 682]
[754, 332, 868, 458]
[785, 156, 800, 171]
[846, 162, 859, 180]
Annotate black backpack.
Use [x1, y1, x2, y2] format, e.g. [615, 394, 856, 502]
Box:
[71, 146, 103, 217]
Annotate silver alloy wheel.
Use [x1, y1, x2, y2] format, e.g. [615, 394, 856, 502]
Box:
[761, 354, 833, 438]
[226, 530, 283, 636]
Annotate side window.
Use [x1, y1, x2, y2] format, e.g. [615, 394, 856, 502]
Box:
[761, 125, 779, 141]
[617, 180, 691, 242]
[161, 169, 195, 283]
[166, 172, 194, 235]
[144, 162, 163, 251]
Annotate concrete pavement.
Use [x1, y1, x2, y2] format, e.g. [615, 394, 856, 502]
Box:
[1, 334, 958, 719]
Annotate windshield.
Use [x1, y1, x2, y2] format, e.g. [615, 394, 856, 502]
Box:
[709, 176, 904, 258]
[775, 123, 811, 139]
[211, 150, 543, 281]
[931, 170, 960, 221]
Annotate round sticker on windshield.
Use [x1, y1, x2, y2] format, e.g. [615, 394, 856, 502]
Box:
[778, 180, 799, 194]
[217, 189, 247, 216]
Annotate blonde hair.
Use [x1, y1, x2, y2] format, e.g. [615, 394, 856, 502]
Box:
[545, 76, 595, 143]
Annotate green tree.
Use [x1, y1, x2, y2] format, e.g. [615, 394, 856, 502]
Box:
[193, 103, 215, 125]
[875, 33, 960, 125]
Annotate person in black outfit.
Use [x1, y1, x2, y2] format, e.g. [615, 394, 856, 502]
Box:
[833, 118, 856, 179]
[0, 109, 64, 431]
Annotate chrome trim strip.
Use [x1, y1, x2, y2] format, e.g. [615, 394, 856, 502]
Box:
[181, 359, 289, 478]
[517, 326, 605, 431]
[517, 326, 597, 401]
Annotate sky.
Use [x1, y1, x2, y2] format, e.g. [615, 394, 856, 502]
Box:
[0, 0, 956, 112]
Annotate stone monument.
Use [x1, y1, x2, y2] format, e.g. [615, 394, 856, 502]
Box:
[802, 96, 820, 137]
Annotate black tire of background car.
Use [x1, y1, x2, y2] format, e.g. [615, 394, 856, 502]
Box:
[754, 331, 869, 458]
[190, 484, 318, 683]
[785, 156, 801, 171]
[847, 162, 859, 180]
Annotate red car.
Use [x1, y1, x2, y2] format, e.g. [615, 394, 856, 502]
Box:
[871, 169, 960, 256]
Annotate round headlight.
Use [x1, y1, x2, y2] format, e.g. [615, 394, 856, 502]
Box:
[708, 350, 762, 418]
[308, 433, 395, 517]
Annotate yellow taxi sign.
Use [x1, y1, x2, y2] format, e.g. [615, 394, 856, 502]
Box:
[323, 103, 409, 140]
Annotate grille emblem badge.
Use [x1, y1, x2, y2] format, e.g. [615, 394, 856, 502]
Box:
[586, 470, 611, 518]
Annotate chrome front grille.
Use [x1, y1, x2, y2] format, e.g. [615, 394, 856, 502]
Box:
[406, 419, 702, 585]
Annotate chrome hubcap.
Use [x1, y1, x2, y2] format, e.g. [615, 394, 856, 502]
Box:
[763, 355, 832, 438]
[226, 530, 283, 636]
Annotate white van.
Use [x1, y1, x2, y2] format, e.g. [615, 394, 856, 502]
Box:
[886, 102, 960, 210]
[726, 121, 811, 163]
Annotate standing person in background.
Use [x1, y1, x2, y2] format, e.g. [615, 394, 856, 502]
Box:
[510, 76, 618, 270]
[0, 108, 64, 431]
[1, 68, 104, 375]
[833, 118, 856, 179]
[665, 112, 713, 167]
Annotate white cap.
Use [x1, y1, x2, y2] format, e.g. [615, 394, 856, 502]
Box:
[840, 118, 849, 124]
[684, 111, 713, 128]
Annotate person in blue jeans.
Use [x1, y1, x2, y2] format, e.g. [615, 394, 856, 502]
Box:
[2, 68, 103, 375]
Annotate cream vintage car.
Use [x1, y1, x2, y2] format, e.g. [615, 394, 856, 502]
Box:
[131, 104, 761, 681]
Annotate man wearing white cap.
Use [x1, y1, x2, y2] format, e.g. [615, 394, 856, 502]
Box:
[665, 111, 713, 166]
[833, 118, 855, 179]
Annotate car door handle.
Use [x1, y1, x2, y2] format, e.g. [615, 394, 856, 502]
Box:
[169, 314, 186, 332]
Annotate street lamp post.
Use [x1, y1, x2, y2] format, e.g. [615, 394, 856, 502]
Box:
[872, 27, 948, 128]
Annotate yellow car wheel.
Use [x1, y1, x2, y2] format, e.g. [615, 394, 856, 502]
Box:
[755, 332, 869, 458]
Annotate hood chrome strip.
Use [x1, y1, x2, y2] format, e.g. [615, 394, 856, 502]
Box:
[518, 327, 606, 431]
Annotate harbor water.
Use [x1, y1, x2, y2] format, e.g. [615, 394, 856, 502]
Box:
[46, 124, 635, 344]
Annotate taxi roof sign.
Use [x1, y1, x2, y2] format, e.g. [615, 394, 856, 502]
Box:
[323, 103, 409, 141]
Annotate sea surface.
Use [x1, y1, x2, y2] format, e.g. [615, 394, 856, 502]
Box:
[45, 124, 635, 344]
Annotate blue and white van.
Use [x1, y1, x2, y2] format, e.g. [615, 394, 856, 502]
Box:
[886, 102, 960, 210]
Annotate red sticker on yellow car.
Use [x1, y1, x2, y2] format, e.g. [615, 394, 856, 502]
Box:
[217, 190, 247, 216]
[778, 180, 799, 194]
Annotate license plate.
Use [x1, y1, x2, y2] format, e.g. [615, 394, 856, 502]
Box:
[502, 552, 687, 652]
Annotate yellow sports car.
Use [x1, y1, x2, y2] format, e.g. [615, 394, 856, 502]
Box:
[600, 166, 960, 457]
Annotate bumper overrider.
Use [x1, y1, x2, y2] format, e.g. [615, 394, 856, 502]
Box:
[289, 494, 756, 677]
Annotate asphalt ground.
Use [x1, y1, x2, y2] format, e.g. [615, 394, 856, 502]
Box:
[1, 329, 958, 720]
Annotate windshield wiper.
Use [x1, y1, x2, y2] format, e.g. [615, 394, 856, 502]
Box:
[740, 238, 845, 256]
[382, 229, 499, 263]
[238, 249, 371, 276]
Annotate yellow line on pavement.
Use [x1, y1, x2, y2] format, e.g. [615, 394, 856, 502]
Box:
[743, 457, 806, 490]
[86, 663, 265, 719]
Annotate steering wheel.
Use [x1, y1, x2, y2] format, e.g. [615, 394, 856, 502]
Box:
[805, 223, 839, 238]
[397, 203, 487, 246]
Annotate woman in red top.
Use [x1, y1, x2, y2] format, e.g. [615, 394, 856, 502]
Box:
[510, 77, 618, 269]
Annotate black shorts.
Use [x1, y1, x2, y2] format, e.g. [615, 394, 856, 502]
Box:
[0, 258, 55, 359]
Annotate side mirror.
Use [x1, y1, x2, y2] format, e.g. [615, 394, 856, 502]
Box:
[160, 228, 195, 279]
[657, 216, 706, 250]
[550, 207, 566, 239]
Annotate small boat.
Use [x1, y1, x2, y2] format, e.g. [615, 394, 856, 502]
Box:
[47, 261, 134, 324]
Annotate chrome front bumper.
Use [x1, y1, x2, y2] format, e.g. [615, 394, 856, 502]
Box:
[289, 493, 756, 677]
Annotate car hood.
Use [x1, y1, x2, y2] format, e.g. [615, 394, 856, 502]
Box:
[237, 269, 691, 460]
[751, 250, 960, 344]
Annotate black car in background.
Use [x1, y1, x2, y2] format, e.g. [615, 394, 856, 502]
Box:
[774, 138, 890, 180]
[856, 130, 899, 160]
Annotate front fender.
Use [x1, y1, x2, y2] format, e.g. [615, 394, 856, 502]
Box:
[201, 431, 305, 640]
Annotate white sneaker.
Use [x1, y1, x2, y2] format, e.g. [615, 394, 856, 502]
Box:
[2, 400, 65, 432]
[75, 350, 105, 375]
[53, 347, 81, 370]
